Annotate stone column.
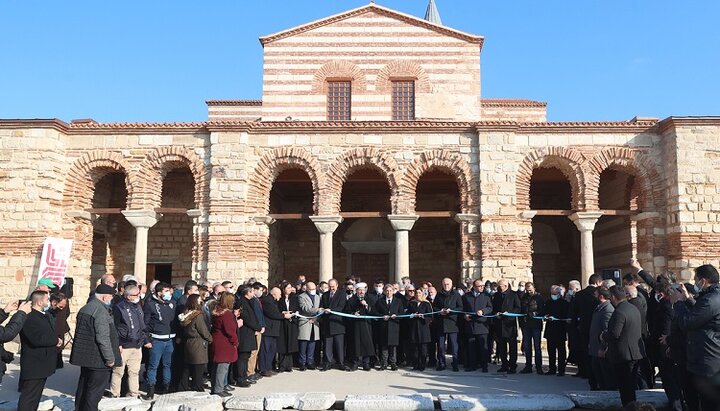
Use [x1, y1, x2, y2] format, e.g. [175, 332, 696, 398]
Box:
[188, 209, 209, 281]
[122, 210, 160, 285]
[388, 215, 419, 284]
[569, 212, 603, 286]
[310, 216, 343, 282]
[455, 213, 481, 280]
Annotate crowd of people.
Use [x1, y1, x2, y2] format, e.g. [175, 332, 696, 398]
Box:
[0, 259, 719, 411]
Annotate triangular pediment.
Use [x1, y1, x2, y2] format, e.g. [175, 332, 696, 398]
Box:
[259, 3, 483, 47]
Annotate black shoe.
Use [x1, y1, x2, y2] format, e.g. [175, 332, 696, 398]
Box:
[452, 365, 459, 372]
[103, 390, 116, 399]
[536, 368, 544, 375]
[545, 369, 557, 375]
[342, 365, 352, 371]
[507, 368, 517, 374]
[307, 364, 316, 370]
[436, 365, 446, 371]
[299, 365, 306, 371]
[520, 367, 533, 374]
[141, 387, 155, 401]
[390, 364, 398, 371]
[498, 366, 508, 372]
[236, 380, 252, 388]
[363, 366, 371, 371]
[218, 391, 233, 398]
[320, 364, 331, 372]
[224, 384, 234, 392]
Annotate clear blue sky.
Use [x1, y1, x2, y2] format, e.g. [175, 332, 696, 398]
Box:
[1, 1, 718, 122]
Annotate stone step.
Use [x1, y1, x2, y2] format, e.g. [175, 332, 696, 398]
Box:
[565, 390, 669, 410]
[439, 394, 575, 411]
[344, 394, 434, 411]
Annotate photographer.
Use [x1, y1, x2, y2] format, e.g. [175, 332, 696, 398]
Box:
[0, 299, 32, 384]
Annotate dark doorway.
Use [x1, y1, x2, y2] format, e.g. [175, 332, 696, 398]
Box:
[147, 263, 172, 284]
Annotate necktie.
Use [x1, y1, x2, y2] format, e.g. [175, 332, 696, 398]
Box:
[330, 292, 334, 300]
[387, 299, 391, 305]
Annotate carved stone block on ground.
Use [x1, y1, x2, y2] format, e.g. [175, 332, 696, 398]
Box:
[344, 393, 434, 411]
[224, 396, 266, 410]
[565, 390, 669, 410]
[152, 392, 215, 411]
[97, 397, 144, 411]
[295, 392, 336, 410]
[439, 394, 575, 411]
[265, 393, 301, 410]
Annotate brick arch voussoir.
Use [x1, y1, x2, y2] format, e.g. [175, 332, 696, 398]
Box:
[135, 147, 209, 211]
[584, 147, 662, 211]
[375, 61, 431, 94]
[63, 150, 134, 211]
[516, 147, 586, 210]
[311, 61, 367, 94]
[324, 148, 400, 215]
[400, 150, 476, 214]
[247, 147, 323, 216]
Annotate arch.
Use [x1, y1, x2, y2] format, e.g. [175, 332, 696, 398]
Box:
[311, 61, 367, 94]
[399, 150, 476, 214]
[375, 61, 431, 93]
[63, 150, 135, 211]
[584, 147, 663, 211]
[247, 147, 323, 215]
[516, 147, 586, 210]
[323, 147, 400, 215]
[134, 146, 209, 211]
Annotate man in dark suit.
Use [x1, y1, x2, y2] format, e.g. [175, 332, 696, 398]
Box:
[570, 273, 602, 380]
[492, 279, 522, 373]
[602, 285, 644, 407]
[373, 284, 404, 370]
[320, 279, 350, 371]
[589, 287, 615, 390]
[259, 287, 284, 377]
[462, 279, 494, 372]
[18, 291, 59, 411]
[544, 285, 570, 375]
[433, 277, 463, 371]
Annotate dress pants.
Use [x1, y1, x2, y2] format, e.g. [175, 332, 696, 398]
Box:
[546, 338, 566, 372]
[110, 347, 142, 397]
[437, 333, 459, 367]
[466, 333, 488, 370]
[496, 336, 517, 370]
[248, 334, 262, 377]
[324, 334, 345, 367]
[658, 357, 683, 411]
[690, 371, 720, 411]
[182, 364, 206, 391]
[613, 360, 637, 406]
[299, 340, 317, 366]
[75, 367, 112, 411]
[259, 335, 278, 372]
[591, 356, 616, 390]
[522, 327, 542, 370]
[17, 378, 47, 411]
[235, 351, 251, 381]
[379, 345, 397, 367]
[412, 343, 428, 369]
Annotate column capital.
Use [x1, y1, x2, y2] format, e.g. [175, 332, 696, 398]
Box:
[310, 215, 343, 234]
[121, 210, 160, 229]
[388, 214, 419, 231]
[569, 211, 603, 232]
[253, 215, 276, 226]
[518, 210, 538, 219]
[454, 213, 480, 223]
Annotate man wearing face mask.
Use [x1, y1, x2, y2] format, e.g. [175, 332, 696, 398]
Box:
[297, 282, 322, 370]
[109, 285, 151, 399]
[71, 284, 122, 411]
[320, 279, 350, 371]
[544, 285, 570, 376]
[674, 264, 720, 410]
[18, 291, 59, 411]
[142, 282, 177, 399]
[517, 281, 526, 298]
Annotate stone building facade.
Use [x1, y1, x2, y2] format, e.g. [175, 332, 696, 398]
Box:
[1, 3, 719, 303]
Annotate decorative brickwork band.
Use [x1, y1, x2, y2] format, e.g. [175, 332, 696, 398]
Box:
[311, 61, 367, 94]
[516, 147, 586, 210]
[375, 61, 431, 94]
[323, 147, 400, 215]
[247, 147, 323, 215]
[398, 150, 476, 214]
[133, 147, 209, 211]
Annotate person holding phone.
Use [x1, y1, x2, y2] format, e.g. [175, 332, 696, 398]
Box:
[0, 299, 32, 384]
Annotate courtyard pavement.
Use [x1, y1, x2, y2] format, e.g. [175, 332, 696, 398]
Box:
[0, 351, 590, 401]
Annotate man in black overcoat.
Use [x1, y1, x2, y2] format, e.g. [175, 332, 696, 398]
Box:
[343, 283, 374, 371]
[462, 279, 493, 372]
[319, 279, 350, 371]
[18, 291, 59, 411]
[433, 277, 463, 371]
[544, 285, 570, 375]
[491, 279, 521, 373]
[259, 287, 286, 377]
[372, 284, 404, 370]
[570, 273, 602, 380]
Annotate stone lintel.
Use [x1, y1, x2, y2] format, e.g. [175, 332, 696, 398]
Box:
[121, 210, 160, 229]
[310, 215, 343, 234]
[454, 213, 480, 223]
[569, 211, 603, 232]
[253, 215, 276, 226]
[388, 214, 419, 231]
[631, 211, 660, 221]
[518, 210, 538, 219]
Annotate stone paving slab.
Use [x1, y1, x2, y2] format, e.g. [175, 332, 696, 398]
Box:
[565, 390, 669, 410]
[265, 392, 302, 410]
[295, 392, 337, 410]
[439, 394, 575, 411]
[344, 393, 434, 411]
[97, 397, 146, 411]
[224, 396, 266, 410]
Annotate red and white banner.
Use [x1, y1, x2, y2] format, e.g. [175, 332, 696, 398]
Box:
[37, 237, 73, 287]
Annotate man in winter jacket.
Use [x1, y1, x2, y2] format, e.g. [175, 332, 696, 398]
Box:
[70, 284, 122, 411]
[492, 279, 522, 373]
[142, 281, 177, 399]
[462, 279, 493, 372]
[432, 278, 463, 371]
[18, 291, 57, 411]
[675, 264, 720, 410]
[110, 284, 150, 398]
[519, 282, 545, 374]
[0, 299, 31, 385]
